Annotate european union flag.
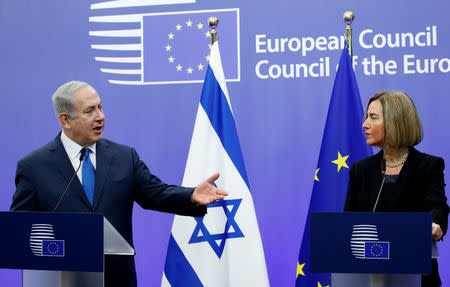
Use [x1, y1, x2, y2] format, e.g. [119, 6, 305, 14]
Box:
[365, 242, 390, 259]
[142, 9, 239, 83]
[42, 240, 65, 257]
[295, 46, 372, 287]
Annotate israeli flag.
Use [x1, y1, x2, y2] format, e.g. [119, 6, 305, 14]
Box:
[162, 41, 269, 286]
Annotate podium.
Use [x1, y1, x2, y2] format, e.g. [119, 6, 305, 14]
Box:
[0, 211, 134, 287]
[310, 212, 434, 287]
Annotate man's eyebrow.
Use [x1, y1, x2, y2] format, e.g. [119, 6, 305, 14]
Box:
[83, 105, 96, 111]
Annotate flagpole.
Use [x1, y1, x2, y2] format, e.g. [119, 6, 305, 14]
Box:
[208, 16, 219, 45]
[343, 11, 355, 62]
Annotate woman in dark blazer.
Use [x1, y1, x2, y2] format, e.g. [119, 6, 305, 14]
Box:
[344, 90, 450, 287]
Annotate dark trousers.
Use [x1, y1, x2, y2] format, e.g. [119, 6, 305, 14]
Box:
[105, 255, 138, 287]
[421, 259, 441, 287]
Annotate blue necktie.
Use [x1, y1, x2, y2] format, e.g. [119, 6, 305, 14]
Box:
[82, 148, 95, 205]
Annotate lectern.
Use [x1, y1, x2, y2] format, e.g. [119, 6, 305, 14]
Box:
[0, 211, 134, 287]
[310, 212, 434, 287]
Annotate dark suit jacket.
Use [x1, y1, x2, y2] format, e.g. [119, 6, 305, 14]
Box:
[344, 147, 450, 286]
[10, 134, 206, 287]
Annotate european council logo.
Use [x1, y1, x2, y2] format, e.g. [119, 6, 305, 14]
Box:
[89, 1, 240, 85]
[29, 224, 65, 257]
[350, 224, 390, 260]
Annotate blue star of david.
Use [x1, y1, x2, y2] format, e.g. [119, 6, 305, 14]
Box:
[189, 199, 245, 258]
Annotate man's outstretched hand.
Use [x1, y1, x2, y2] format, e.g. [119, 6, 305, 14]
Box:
[191, 173, 228, 205]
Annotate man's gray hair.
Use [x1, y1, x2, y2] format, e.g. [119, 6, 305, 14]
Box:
[52, 81, 89, 118]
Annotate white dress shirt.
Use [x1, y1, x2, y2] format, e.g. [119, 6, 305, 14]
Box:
[60, 131, 96, 184]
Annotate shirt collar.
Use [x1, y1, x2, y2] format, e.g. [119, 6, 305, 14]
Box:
[60, 131, 96, 161]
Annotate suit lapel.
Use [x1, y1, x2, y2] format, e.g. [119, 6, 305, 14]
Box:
[50, 135, 93, 209]
[369, 150, 385, 206]
[93, 139, 112, 210]
[395, 147, 418, 192]
[371, 147, 417, 208]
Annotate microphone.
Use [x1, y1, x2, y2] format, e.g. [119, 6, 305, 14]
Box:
[53, 148, 86, 212]
[372, 158, 386, 212]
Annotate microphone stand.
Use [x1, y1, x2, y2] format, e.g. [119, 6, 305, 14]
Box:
[372, 159, 386, 212]
[53, 148, 86, 212]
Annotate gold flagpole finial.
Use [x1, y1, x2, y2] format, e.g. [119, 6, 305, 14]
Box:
[208, 16, 219, 45]
[343, 11, 355, 61]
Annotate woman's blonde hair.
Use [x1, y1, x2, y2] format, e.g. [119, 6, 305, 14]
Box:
[366, 90, 423, 148]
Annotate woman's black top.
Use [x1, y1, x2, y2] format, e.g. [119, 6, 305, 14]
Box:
[344, 147, 450, 287]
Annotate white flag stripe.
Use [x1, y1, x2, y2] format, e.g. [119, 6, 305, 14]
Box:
[90, 0, 195, 10]
[95, 57, 141, 63]
[89, 29, 141, 37]
[89, 8, 239, 23]
[351, 245, 365, 248]
[89, 14, 142, 23]
[108, 79, 208, 85]
[161, 273, 170, 287]
[30, 230, 53, 233]
[91, 44, 142, 51]
[353, 228, 377, 232]
[352, 236, 378, 240]
[31, 227, 50, 229]
[100, 68, 141, 74]
[208, 42, 232, 111]
[351, 237, 379, 241]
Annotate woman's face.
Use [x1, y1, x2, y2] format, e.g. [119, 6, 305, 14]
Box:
[363, 100, 384, 147]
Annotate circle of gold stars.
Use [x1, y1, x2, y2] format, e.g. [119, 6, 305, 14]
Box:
[370, 243, 384, 257]
[164, 19, 211, 75]
[47, 242, 60, 255]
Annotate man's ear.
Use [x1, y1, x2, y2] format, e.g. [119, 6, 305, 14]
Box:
[58, 113, 71, 129]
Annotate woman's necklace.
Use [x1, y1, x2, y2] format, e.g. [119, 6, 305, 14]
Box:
[384, 150, 409, 168]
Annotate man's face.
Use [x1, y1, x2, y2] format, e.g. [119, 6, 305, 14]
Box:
[64, 86, 105, 147]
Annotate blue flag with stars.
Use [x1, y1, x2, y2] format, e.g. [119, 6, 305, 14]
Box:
[295, 47, 372, 287]
[142, 9, 239, 84]
[42, 240, 64, 257]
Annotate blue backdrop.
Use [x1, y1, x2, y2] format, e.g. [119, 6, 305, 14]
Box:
[0, 1, 449, 286]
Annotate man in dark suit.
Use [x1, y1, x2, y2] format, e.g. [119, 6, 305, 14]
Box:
[10, 81, 227, 287]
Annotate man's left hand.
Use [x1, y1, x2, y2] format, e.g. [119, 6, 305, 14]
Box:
[191, 173, 228, 205]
